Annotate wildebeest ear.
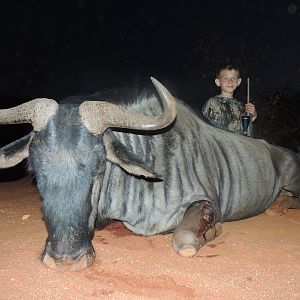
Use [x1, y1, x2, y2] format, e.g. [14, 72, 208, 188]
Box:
[103, 130, 162, 180]
[0, 133, 33, 168]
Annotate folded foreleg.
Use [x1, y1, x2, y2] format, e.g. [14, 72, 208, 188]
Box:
[172, 200, 222, 257]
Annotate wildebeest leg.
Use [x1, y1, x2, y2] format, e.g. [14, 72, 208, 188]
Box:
[284, 182, 300, 198]
[265, 192, 300, 216]
[172, 201, 222, 257]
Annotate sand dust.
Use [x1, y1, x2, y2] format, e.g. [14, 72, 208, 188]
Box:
[0, 177, 299, 299]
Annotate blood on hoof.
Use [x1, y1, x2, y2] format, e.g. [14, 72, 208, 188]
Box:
[265, 195, 299, 216]
[42, 252, 95, 272]
[172, 201, 222, 258]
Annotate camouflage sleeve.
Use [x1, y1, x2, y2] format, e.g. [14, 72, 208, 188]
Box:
[201, 98, 220, 125]
[201, 100, 209, 118]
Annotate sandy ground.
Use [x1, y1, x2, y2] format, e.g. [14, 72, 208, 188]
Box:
[0, 177, 299, 300]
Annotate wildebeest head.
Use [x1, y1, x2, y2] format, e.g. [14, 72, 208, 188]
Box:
[0, 78, 177, 271]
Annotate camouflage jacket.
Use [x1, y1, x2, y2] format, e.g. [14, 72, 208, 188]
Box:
[202, 95, 252, 136]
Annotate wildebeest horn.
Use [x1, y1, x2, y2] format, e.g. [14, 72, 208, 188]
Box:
[0, 99, 58, 131]
[79, 77, 177, 134]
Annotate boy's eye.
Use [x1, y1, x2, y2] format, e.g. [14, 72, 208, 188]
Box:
[223, 77, 238, 81]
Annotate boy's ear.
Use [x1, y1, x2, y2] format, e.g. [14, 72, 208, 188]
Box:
[237, 78, 242, 86]
[215, 78, 220, 86]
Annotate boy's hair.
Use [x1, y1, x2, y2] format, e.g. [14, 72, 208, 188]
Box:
[216, 64, 240, 78]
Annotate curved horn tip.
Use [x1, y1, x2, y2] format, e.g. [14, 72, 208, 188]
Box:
[150, 77, 164, 89]
[150, 77, 174, 99]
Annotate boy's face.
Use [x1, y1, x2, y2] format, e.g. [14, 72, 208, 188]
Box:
[215, 69, 241, 95]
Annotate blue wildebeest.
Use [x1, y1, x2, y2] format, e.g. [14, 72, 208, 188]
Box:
[0, 78, 299, 271]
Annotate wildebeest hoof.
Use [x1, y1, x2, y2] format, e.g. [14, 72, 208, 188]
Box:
[177, 245, 197, 258]
[173, 222, 223, 257]
[42, 252, 95, 272]
[172, 199, 223, 257]
[172, 229, 201, 257]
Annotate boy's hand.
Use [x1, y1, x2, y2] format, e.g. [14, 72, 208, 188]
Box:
[245, 103, 257, 121]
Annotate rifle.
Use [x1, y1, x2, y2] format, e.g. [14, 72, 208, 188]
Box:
[242, 77, 251, 135]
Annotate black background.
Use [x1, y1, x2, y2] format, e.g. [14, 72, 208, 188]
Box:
[1, 0, 299, 104]
[0, 0, 300, 180]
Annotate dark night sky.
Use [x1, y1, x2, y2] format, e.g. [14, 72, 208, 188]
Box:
[0, 0, 300, 108]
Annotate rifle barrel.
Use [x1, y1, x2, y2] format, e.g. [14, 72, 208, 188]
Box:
[247, 77, 250, 104]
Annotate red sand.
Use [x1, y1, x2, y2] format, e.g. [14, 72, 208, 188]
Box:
[0, 177, 299, 299]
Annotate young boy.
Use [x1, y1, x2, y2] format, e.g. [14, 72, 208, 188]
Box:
[202, 64, 257, 136]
